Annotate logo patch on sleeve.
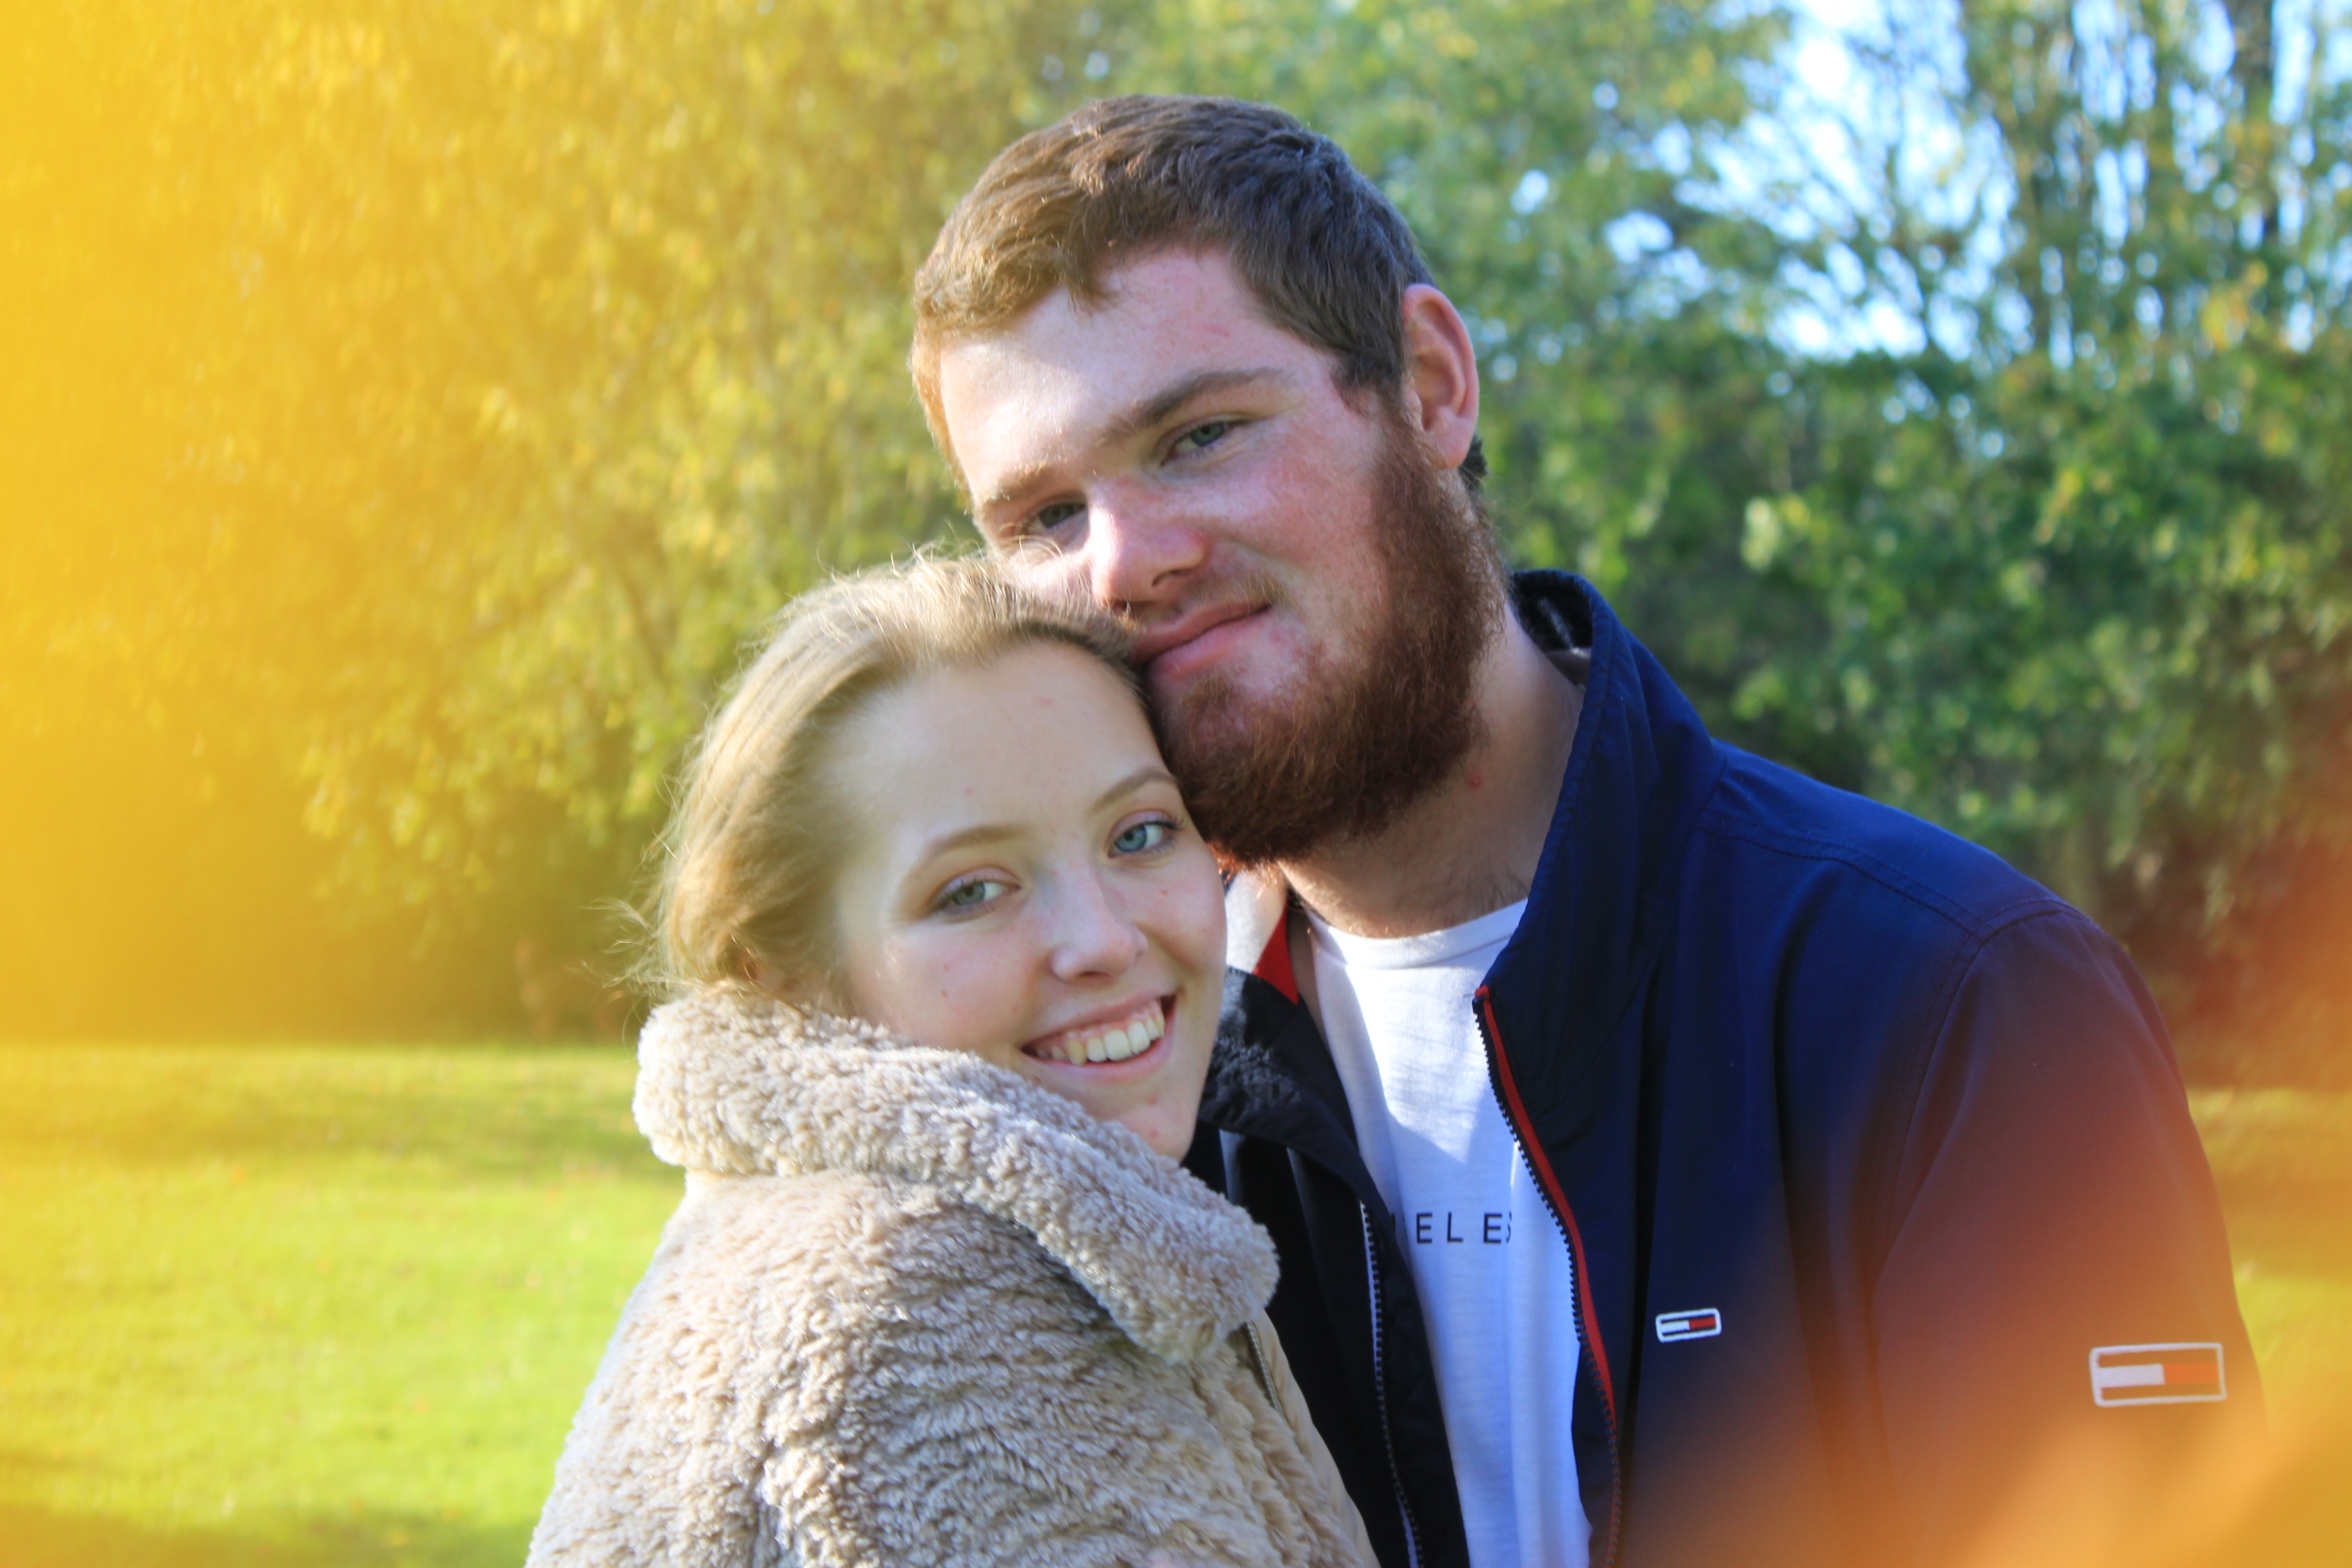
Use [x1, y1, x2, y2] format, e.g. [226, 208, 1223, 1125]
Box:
[1655, 1308, 1722, 1343]
[2089, 1343, 2226, 1406]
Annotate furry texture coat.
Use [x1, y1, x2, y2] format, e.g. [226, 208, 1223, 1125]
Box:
[527, 993, 1375, 1568]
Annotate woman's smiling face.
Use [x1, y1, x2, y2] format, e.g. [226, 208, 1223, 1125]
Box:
[825, 642, 1225, 1158]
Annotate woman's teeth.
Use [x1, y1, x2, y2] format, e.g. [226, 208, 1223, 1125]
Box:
[1034, 999, 1166, 1066]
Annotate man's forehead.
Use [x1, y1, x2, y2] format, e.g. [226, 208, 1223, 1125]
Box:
[936, 253, 1318, 471]
[947, 253, 1273, 375]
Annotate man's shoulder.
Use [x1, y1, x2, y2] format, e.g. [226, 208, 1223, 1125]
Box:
[1689, 742, 2074, 949]
[1521, 568, 2080, 958]
[1657, 745, 2172, 1117]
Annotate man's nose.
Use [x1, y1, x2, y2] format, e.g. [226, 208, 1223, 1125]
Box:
[1043, 870, 1148, 982]
[1082, 485, 1210, 612]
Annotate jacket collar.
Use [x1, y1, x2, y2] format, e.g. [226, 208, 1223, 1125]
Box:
[1482, 572, 1725, 1124]
[1202, 572, 1725, 1163]
[1206, 872, 1384, 1208]
[634, 991, 1279, 1365]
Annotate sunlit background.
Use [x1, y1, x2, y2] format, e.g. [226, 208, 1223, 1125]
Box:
[3, 0, 2348, 1562]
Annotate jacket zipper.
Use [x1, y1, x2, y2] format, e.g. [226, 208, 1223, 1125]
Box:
[1360, 1203, 1424, 1568]
[1475, 985, 1624, 1568]
[1239, 1317, 1280, 1408]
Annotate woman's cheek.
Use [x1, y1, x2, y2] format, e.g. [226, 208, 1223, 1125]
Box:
[1169, 872, 1227, 977]
[912, 929, 1027, 1051]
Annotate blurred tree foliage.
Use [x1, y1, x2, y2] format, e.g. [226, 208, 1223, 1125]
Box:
[7, 0, 1102, 992]
[1726, 0, 2352, 1058]
[5, 0, 2348, 1061]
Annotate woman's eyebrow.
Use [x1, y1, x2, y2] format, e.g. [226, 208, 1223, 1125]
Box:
[1092, 766, 1181, 813]
[905, 768, 1173, 862]
[912, 821, 1018, 861]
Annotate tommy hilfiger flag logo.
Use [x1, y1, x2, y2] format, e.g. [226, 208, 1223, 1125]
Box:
[2089, 1343, 2227, 1406]
[1655, 1308, 1722, 1343]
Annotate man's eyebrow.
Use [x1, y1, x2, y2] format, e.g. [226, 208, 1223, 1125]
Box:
[977, 367, 1296, 514]
[1100, 367, 1294, 448]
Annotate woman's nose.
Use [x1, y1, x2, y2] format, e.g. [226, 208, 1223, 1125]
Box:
[1043, 872, 1147, 981]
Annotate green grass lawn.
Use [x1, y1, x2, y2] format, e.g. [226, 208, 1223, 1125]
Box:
[1, 1045, 2346, 1568]
[0, 1043, 679, 1567]
[2185, 1087, 2352, 1428]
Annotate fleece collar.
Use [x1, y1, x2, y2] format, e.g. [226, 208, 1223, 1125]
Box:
[633, 992, 1279, 1365]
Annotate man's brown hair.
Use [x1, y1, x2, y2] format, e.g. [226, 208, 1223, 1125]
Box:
[911, 93, 1484, 488]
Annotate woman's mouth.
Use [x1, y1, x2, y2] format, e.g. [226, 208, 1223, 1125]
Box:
[1022, 997, 1168, 1066]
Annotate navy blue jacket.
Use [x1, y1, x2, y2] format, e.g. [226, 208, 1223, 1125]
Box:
[1185, 573, 2256, 1568]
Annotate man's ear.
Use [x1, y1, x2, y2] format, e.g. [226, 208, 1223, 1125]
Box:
[1397, 283, 1481, 471]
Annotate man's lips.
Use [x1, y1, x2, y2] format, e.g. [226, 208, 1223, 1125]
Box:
[1132, 602, 1269, 679]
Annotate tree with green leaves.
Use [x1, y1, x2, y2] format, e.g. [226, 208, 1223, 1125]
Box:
[1727, 0, 2351, 1066]
[8, 0, 2346, 1064]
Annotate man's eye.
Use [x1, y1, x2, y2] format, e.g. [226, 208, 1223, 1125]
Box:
[1177, 421, 1232, 453]
[1111, 819, 1173, 855]
[936, 877, 1009, 912]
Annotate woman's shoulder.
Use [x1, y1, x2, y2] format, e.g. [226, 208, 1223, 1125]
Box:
[632, 991, 1275, 1360]
[660, 1168, 1088, 1326]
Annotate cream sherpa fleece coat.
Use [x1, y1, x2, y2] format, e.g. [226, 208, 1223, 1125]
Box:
[527, 993, 1375, 1568]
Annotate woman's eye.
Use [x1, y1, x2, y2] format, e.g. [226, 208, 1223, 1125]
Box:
[1027, 500, 1085, 536]
[1111, 819, 1173, 855]
[935, 877, 1009, 913]
[1175, 420, 1232, 454]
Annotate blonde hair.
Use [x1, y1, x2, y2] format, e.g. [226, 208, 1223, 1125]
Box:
[652, 556, 1139, 1003]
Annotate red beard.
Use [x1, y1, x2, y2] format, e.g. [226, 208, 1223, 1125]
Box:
[1156, 412, 1506, 868]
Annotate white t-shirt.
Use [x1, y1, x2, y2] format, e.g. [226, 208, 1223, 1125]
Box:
[1308, 901, 1590, 1568]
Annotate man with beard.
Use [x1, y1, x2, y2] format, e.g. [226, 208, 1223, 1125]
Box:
[909, 97, 2257, 1568]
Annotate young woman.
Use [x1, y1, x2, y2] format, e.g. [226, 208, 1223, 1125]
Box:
[527, 559, 1373, 1568]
